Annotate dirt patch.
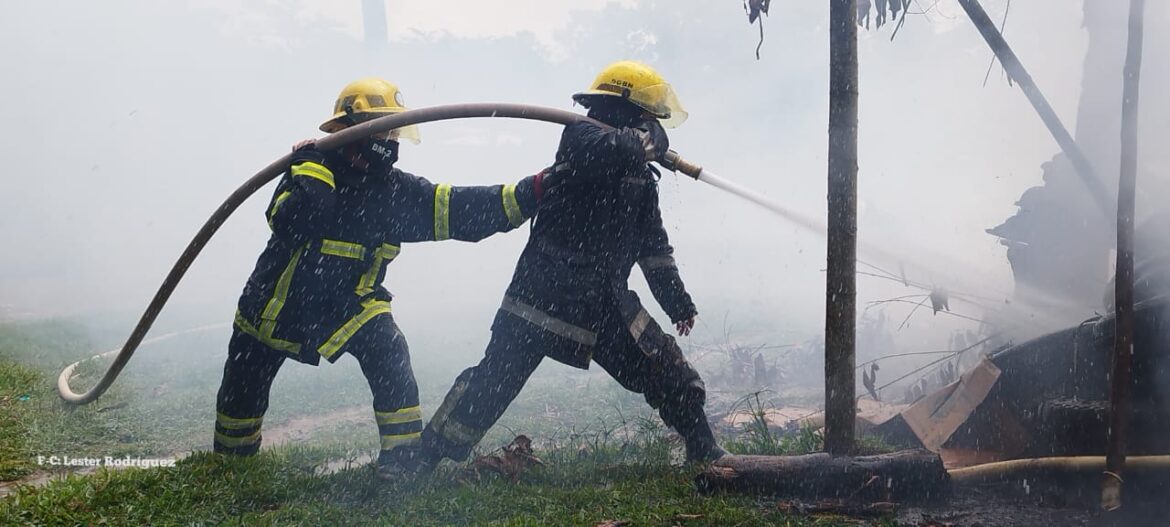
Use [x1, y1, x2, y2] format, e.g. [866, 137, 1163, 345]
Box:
[261, 405, 372, 447]
[720, 400, 905, 433]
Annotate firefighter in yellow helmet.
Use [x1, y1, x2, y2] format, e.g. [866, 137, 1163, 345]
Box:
[420, 61, 724, 468]
[213, 78, 554, 479]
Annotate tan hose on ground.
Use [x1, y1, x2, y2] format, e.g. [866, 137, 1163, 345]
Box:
[57, 103, 704, 404]
[948, 456, 1170, 486]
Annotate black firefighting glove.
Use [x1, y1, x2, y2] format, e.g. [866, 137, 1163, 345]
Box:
[634, 118, 670, 163]
[290, 140, 330, 168]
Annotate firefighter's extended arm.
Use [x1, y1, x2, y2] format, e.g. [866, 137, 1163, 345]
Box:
[638, 190, 697, 324]
[266, 148, 337, 240]
[394, 170, 542, 243]
[558, 121, 650, 177]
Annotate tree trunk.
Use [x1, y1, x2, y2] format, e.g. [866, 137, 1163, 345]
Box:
[1103, 0, 1145, 513]
[695, 450, 948, 502]
[825, 0, 859, 457]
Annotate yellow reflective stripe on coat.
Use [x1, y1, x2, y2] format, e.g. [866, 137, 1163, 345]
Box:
[321, 239, 367, 260]
[216, 412, 263, 430]
[318, 298, 392, 359]
[290, 161, 335, 189]
[501, 184, 525, 227]
[234, 311, 302, 354]
[380, 432, 421, 450]
[267, 191, 292, 229]
[356, 243, 401, 296]
[215, 430, 262, 448]
[260, 244, 306, 320]
[433, 184, 452, 241]
[375, 406, 422, 425]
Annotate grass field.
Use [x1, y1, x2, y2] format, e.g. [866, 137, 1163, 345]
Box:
[0, 318, 892, 526]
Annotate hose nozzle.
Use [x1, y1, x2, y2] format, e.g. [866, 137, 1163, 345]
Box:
[661, 150, 703, 180]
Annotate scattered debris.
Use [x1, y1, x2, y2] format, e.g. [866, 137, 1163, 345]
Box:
[777, 499, 897, 518]
[459, 435, 544, 484]
[857, 0, 872, 29]
[863, 364, 880, 401]
[929, 289, 950, 314]
[859, 0, 911, 30]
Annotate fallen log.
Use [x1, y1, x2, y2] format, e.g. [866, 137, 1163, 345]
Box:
[695, 449, 948, 502]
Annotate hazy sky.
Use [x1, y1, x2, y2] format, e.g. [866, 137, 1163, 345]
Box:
[2, 0, 1168, 360]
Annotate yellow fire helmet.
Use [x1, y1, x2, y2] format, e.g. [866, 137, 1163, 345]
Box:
[572, 60, 688, 128]
[318, 77, 421, 144]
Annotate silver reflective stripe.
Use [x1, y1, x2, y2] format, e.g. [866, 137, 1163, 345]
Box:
[629, 308, 651, 341]
[500, 296, 597, 346]
[436, 418, 483, 446]
[638, 254, 676, 271]
[621, 177, 649, 185]
[428, 381, 487, 447]
[554, 162, 571, 172]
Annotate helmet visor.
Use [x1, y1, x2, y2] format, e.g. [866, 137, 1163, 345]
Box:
[320, 108, 421, 144]
[629, 83, 688, 129]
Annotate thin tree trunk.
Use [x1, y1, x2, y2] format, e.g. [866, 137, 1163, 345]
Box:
[825, 0, 859, 457]
[956, 0, 1113, 219]
[1102, 0, 1145, 513]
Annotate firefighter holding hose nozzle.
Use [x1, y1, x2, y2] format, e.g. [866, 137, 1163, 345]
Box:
[420, 61, 725, 469]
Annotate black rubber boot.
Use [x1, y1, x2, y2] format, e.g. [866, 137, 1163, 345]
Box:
[376, 445, 435, 481]
[682, 419, 727, 463]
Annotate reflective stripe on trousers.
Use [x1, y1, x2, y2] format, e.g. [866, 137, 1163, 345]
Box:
[214, 412, 263, 449]
[376, 405, 423, 450]
[427, 380, 488, 447]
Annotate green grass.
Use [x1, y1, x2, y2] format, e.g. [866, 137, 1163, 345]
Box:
[0, 444, 890, 526]
[0, 320, 189, 481]
[0, 319, 899, 525]
[723, 393, 896, 457]
[0, 361, 39, 479]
